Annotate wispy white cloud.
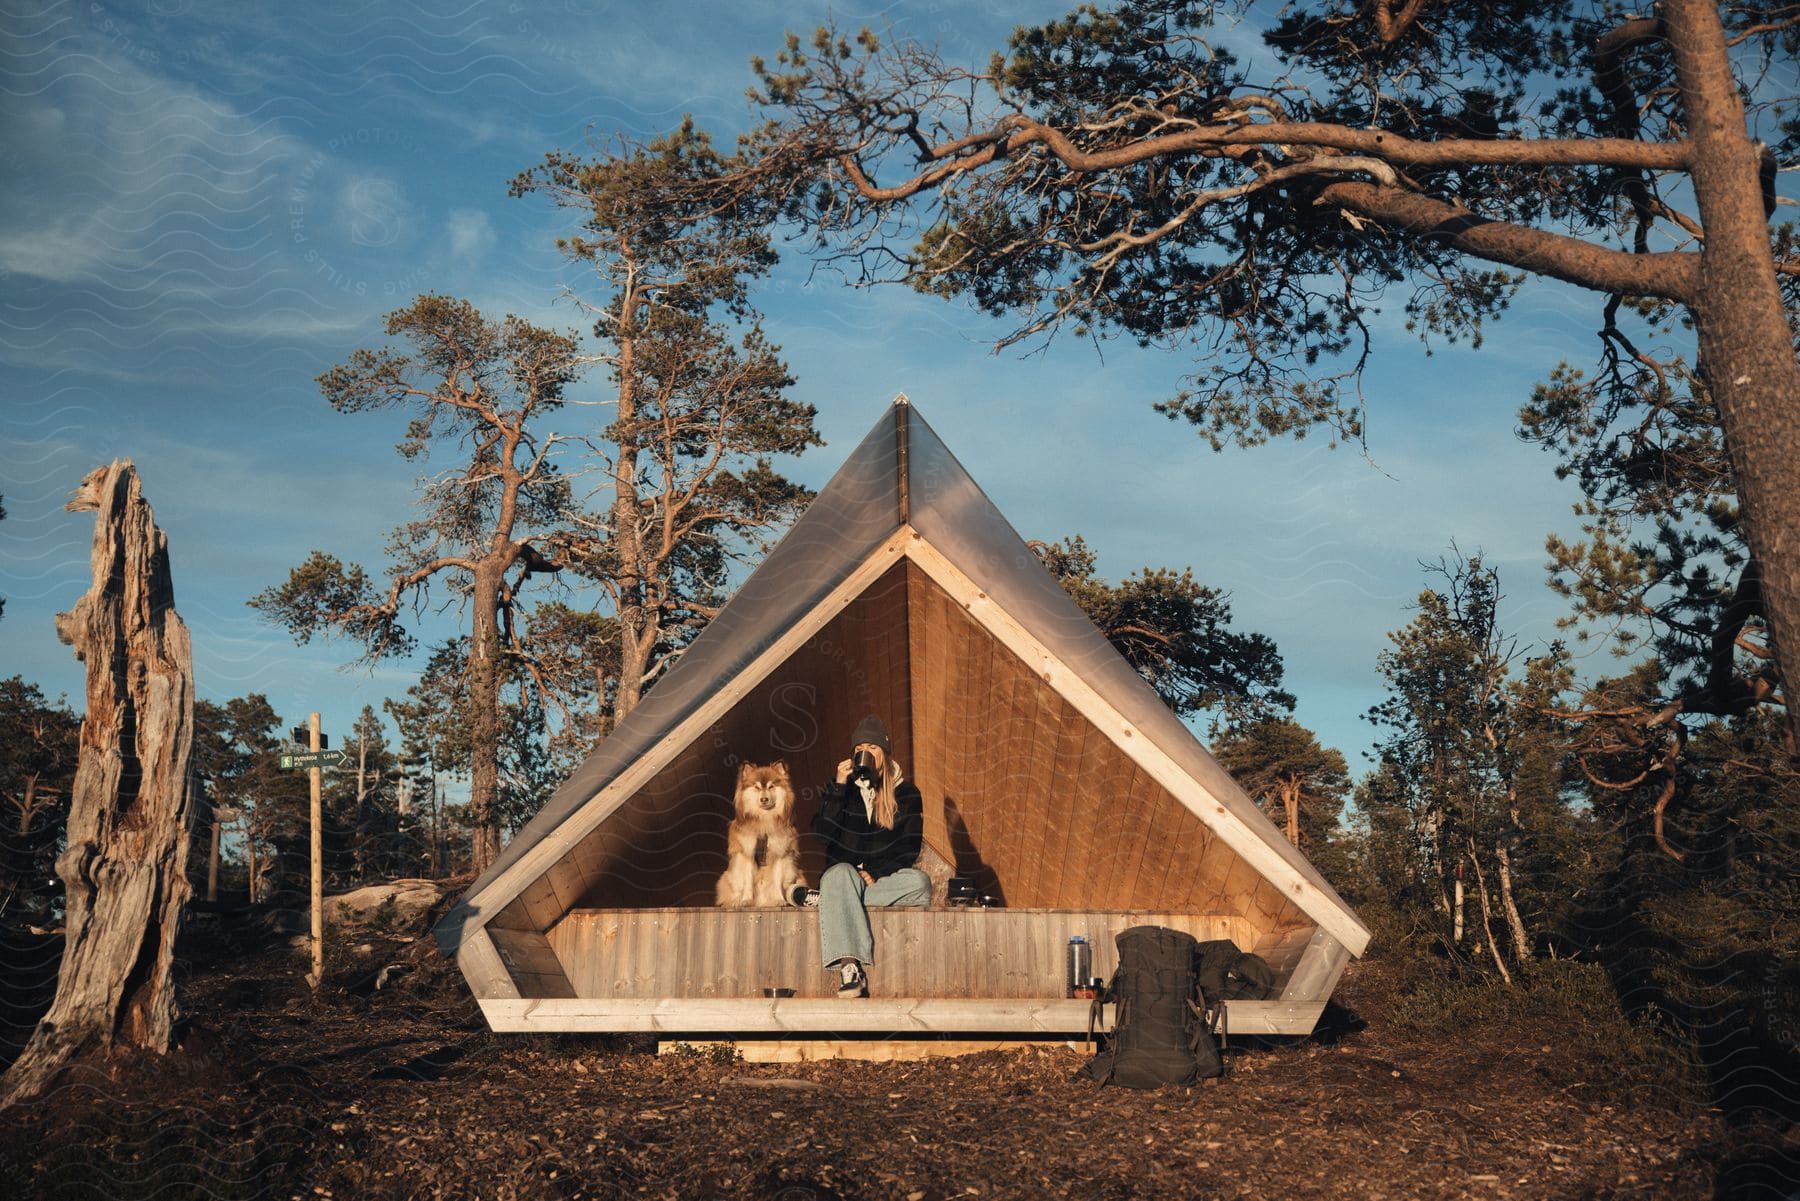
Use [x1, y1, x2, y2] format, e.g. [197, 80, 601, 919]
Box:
[446, 207, 495, 260]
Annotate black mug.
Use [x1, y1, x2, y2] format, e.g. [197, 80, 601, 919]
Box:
[849, 748, 880, 789]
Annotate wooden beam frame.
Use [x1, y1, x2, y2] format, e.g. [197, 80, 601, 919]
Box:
[1218, 1000, 1329, 1037]
[901, 534, 1370, 956]
[480, 996, 1325, 1037]
[456, 926, 520, 1001]
[1279, 928, 1351, 1003]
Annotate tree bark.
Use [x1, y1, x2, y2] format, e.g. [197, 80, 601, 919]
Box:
[1452, 860, 1465, 945]
[428, 765, 441, 877]
[1495, 842, 1530, 964]
[247, 809, 259, 903]
[1279, 777, 1301, 848]
[1662, 0, 1800, 754]
[1466, 848, 1513, 985]
[467, 564, 503, 870]
[1423, 808, 1451, 917]
[612, 284, 651, 723]
[15, 774, 38, 836]
[1, 461, 195, 1108]
[1316, 181, 1698, 302]
[207, 818, 220, 903]
[353, 735, 368, 879]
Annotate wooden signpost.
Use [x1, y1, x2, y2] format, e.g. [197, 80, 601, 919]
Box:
[307, 713, 323, 989]
[206, 807, 241, 905]
[278, 714, 347, 989]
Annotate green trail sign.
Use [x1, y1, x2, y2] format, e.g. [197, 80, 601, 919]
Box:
[279, 749, 349, 771]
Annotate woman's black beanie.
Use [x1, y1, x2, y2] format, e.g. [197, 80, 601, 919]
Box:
[850, 714, 892, 756]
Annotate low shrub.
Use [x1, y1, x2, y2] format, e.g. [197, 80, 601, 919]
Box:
[1385, 957, 1708, 1108]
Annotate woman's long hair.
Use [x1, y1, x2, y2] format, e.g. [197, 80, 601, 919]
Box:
[874, 758, 905, 830]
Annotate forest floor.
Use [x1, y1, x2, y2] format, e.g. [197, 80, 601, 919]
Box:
[1, 899, 1793, 1201]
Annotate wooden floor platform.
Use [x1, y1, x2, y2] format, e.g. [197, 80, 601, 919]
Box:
[479, 995, 1326, 1037]
[475, 908, 1343, 1039]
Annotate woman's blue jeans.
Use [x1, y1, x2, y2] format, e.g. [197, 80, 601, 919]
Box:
[818, 861, 932, 969]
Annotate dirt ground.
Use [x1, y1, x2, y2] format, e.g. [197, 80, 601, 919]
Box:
[0, 906, 1790, 1201]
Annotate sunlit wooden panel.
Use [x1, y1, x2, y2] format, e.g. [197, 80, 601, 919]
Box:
[548, 907, 1252, 1000]
[525, 550, 1309, 948]
[561, 561, 913, 910]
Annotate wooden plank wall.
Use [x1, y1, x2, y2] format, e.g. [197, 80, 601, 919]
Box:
[505, 553, 1323, 958]
[906, 562, 1311, 946]
[547, 907, 1257, 999]
[551, 561, 916, 909]
[487, 925, 577, 998]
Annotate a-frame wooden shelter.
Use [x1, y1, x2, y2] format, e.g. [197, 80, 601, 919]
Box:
[435, 398, 1369, 1046]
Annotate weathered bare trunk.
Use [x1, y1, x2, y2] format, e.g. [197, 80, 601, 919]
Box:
[1452, 860, 1465, 944]
[1, 462, 195, 1108]
[467, 565, 503, 871]
[1465, 848, 1513, 985]
[15, 774, 38, 836]
[1664, 0, 1800, 756]
[353, 738, 369, 878]
[1495, 842, 1530, 963]
[1280, 777, 1301, 848]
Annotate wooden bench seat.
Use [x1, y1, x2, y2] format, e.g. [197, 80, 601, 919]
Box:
[544, 907, 1312, 1000]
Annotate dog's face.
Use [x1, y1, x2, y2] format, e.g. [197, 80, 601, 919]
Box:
[734, 761, 793, 819]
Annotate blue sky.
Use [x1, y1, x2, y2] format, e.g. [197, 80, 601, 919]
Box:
[1, 0, 1628, 778]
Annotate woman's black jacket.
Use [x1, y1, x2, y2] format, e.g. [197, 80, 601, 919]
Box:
[811, 780, 923, 880]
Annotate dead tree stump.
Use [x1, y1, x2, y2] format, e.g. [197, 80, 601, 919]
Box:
[0, 462, 196, 1107]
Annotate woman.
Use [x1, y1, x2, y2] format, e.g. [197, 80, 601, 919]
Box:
[810, 714, 930, 997]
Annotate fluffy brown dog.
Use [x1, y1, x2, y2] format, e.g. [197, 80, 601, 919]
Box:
[714, 761, 801, 908]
